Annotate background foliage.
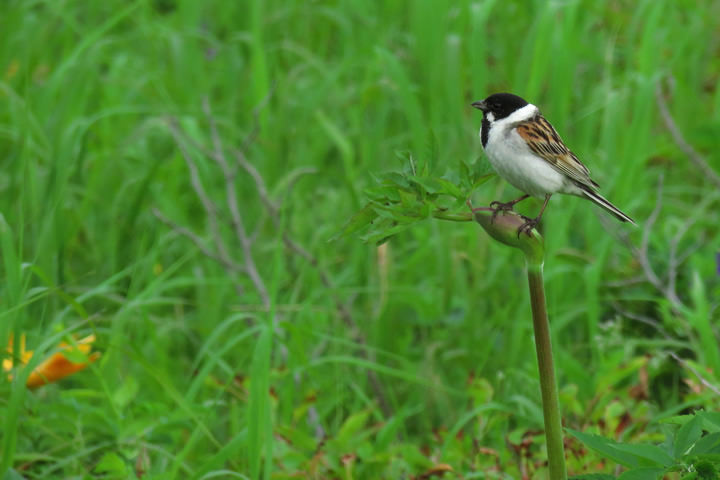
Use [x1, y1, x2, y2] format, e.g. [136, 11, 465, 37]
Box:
[1, 0, 719, 478]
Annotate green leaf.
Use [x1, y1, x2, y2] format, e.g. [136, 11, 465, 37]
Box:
[689, 432, 720, 455]
[331, 204, 379, 241]
[393, 149, 414, 170]
[660, 414, 695, 426]
[471, 173, 494, 190]
[675, 414, 704, 457]
[361, 221, 414, 245]
[690, 453, 720, 464]
[376, 414, 407, 451]
[335, 409, 371, 447]
[398, 188, 421, 207]
[364, 184, 401, 202]
[409, 176, 444, 195]
[247, 326, 273, 480]
[566, 428, 657, 468]
[275, 424, 317, 452]
[700, 412, 720, 433]
[616, 467, 667, 480]
[693, 459, 719, 479]
[435, 178, 465, 199]
[458, 159, 471, 188]
[612, 443, 674, 467]
[382, 171, 412, 189]
[94, 452, 128, 476]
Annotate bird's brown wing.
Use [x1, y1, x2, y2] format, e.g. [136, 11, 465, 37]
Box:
[515, 114, 599, 191]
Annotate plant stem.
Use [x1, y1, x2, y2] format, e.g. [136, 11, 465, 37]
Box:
[527, 262, 567, 479]
[472, 209, 566, 477]
[431, 210, 473, 222]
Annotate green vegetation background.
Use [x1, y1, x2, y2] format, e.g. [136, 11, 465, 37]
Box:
[1, 0, 719, 478]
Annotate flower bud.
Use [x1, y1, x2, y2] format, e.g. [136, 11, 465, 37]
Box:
[473, 210, 544, 266]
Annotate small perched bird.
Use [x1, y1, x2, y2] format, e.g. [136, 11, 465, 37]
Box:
[471, 93, 635, 234]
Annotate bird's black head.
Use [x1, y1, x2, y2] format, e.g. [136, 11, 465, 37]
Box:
[471, 93, 529, 120]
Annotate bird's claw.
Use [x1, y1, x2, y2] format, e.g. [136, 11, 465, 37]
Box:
[489, 200, 518, 223]
[517, 216, 539, 238]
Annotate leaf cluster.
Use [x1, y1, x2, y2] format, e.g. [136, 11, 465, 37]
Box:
[569, 411, 720, 479]
[334, 152, 493, 244]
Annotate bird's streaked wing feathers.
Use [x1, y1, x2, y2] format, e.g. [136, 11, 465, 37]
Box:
[515, 114, 599, 191]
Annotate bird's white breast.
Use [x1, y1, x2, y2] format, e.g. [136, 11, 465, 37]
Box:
[481, 104, 570, 197]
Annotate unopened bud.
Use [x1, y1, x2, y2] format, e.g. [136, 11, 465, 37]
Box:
[473, 210, 545, 266]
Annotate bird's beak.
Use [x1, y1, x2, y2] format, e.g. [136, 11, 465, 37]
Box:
[471, 100, 487, 112]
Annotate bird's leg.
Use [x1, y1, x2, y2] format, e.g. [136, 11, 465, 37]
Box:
[489, 193, 530, 221]
[490, 194, 531, 212]
[518, 194, 551, 237]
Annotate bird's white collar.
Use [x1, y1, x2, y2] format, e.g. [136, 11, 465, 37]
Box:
[496, 103, 538, 125]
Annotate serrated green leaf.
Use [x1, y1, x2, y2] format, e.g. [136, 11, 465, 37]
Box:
[566, 428, 648, 468]
[693, 458, 720, 478]
[436, 178, 467, 201]
[359, 215, 393, 231]
[419, 201, 433, 218]
[700, 412, 720, 433]
[689, 432, 720, 455]
[330, 204, 379, 241]
[394, 149, 413, 165]
[398, 188, 421, 207]
[690, 453, 720, 463]
[409, 176, 445, 195]
[613, 443, 674, 467]
[458, 159, 471, 186]
[675, 414, 704, 457]
[470, 156, 494, 180]
[372, 204, 420, 223]
[382, 171, 412, 190]
[471, 173, 494, 191]
[361, 222, 414, 245]
[616, 467, 666, 480]
[364, 184, 401, 202]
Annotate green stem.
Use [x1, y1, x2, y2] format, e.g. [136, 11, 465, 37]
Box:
[471, 209, 566, 478]
[431, 210, 473, 222]
[527, 262, 567, 479]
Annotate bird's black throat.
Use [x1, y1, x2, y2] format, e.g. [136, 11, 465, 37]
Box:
[481, 117, 490, 148]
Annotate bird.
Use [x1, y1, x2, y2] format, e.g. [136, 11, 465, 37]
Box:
[471, 92, 636, 235]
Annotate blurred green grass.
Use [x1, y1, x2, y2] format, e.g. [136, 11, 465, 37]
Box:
[0, 0, 719, 478]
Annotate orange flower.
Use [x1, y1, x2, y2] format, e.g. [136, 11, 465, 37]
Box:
[4, 334, 100, 388]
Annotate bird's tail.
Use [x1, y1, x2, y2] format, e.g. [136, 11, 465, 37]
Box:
[581, 188, 636, 225]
